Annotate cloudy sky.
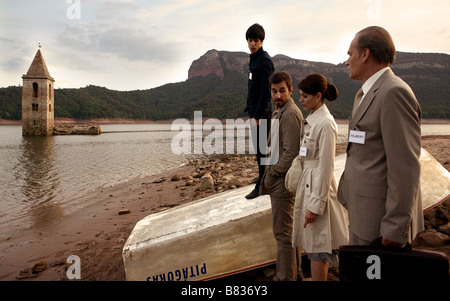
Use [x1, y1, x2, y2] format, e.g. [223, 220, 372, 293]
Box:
[1, 0, 449, 91]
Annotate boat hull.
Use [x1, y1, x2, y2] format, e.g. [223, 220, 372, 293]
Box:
[122, 148, 450, 281]
[123, 185, 276, 281]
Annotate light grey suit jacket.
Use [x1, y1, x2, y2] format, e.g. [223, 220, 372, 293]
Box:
[337, 68, 424, 244]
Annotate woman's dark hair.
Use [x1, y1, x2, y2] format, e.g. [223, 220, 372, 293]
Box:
[298, 73, 338, 102]
[246, 23, 265, 41]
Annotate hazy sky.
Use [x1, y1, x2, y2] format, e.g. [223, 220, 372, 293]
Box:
[1, 0, 449, 91]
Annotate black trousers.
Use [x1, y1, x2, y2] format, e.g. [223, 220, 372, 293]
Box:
[250, 117, 271, 191]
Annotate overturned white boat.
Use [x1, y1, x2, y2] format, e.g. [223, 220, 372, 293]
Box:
[122, 148, 450, 281]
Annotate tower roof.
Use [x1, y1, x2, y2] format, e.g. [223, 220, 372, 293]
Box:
[23, 49, 54, 80]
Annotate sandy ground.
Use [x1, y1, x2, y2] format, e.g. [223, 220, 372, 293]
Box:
[0, 135, 448, 281]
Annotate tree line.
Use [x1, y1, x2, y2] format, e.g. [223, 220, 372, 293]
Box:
[1, 65, 448, 121]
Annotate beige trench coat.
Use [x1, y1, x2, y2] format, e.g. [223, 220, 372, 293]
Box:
[292, 105, 349, 254]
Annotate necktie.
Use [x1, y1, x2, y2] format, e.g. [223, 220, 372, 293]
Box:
[351, 88, 364, 118]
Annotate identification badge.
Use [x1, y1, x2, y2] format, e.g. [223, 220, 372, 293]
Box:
[299, 147, 307, 156]
[349, 130, 366, 144]
[249, 72, 252, 80]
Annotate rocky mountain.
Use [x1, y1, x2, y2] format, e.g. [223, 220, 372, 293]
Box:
[188, 50, 249, 79]
[188, 49, 344, 81]
[1, 50, 449, 121]
[187, 49, 450, 119]
[189, 49, 449, 81]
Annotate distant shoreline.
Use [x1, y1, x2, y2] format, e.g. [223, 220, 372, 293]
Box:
[0, 118, 173, 125]
[1, 117, 449, 125]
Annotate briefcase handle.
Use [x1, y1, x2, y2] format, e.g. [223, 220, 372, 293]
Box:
[370, 237, 412, 252]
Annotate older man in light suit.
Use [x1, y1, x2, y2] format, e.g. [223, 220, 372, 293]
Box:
[337, 26, 424, 247]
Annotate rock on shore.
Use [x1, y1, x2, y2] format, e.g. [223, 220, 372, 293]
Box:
[53, 124, 101, 135]
[413, 198, 450, 262]
[187, 155, 255, 192]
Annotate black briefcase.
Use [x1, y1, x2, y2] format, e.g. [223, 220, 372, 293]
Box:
[339, 238, 449, 281]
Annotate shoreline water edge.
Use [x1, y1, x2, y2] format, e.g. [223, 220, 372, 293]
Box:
[0, 126, 448, 281]
[1, 117, 450, 126]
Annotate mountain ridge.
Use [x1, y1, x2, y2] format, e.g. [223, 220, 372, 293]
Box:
[188, 49, 449, 79]
[0, 50, 449, 120]
[186, 49, 449, 119]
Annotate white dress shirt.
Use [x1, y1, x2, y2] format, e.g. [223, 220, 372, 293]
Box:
[359, 66, 390, 106]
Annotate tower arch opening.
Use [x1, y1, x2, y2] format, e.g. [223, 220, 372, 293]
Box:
[33, 82, 38, 98]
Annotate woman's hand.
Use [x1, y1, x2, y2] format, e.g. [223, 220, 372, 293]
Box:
[304, 210, 317, 228]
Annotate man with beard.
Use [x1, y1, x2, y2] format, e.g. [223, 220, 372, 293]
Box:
[260, 71, 304, 281]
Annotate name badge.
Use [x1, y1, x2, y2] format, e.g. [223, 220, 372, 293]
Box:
[249, 72, 252, 80]
[299, 147, 307, 156]
[349, 130, 366, 144]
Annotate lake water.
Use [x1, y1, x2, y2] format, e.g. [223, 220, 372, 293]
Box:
[0, 122, 449, 237]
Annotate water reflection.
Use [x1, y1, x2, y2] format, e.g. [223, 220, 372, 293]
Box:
[18, 136, 63, 227]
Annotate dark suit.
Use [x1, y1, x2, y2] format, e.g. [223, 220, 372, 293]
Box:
[245, 47, 274, 192]
[338, 68, 424, 244]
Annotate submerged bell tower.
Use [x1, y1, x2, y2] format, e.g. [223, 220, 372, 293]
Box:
[22, 49, 55, 136]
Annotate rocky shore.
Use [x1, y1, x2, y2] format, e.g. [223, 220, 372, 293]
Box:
[0, 135, 448, 281]
[53, 124, 101, 135]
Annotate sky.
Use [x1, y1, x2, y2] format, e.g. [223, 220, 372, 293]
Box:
[1, 0, 449, 91]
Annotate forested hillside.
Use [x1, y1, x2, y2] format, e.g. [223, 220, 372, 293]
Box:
[1, 51, 448, 121]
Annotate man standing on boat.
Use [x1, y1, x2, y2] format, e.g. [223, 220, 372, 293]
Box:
[244, 23, 275, 200]
[337, 26, 424, 247]
[260, 71, 304, 281]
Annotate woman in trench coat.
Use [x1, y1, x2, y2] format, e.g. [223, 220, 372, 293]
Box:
[292, 74, 349, 281]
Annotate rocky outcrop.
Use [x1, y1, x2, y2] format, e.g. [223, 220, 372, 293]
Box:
[189, 50, 225, 79]
[188, 49, 249, 79]
[53, 124, 101, 135]
[187, 49, 450, 82]
[392, 52, 450, 69]
[188, 50, 340, 80]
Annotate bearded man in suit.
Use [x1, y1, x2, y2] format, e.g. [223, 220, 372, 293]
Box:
[337, 26, 424, 247]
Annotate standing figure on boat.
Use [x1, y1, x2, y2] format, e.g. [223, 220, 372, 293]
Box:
[244, 23, 275, 200]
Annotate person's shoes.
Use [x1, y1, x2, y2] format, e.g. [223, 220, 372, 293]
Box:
[245, 189, 260, 199]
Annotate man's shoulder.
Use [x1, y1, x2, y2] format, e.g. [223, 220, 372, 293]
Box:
[262, 49, 273, 60]
[378, 75, 416, 102]
[282, 102, 303, 120]
[378, 69, 412, 91]
[252, 52, 274, 69]
[262, 52, 274, 67]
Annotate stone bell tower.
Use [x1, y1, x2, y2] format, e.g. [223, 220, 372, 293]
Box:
[22, 49, 55, 136]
